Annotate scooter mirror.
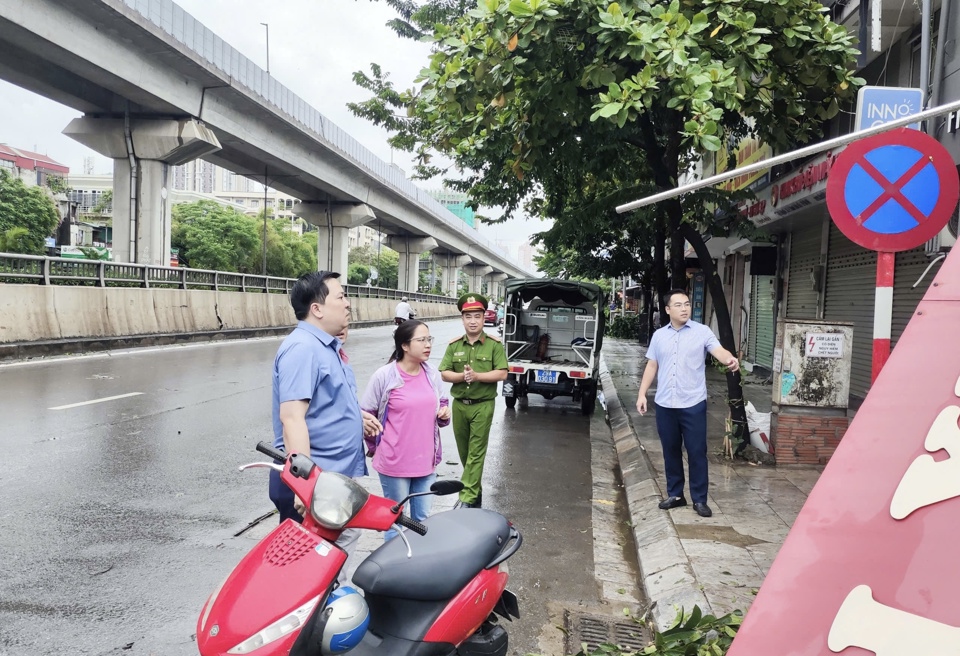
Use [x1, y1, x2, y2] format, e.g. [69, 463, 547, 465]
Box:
[430, 480, 465, 496]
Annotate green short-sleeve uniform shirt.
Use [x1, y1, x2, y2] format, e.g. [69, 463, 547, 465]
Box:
[439, 333, 509, 401]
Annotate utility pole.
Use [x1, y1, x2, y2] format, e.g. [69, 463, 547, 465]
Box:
[621, 275, 627, 319]
[260, 23, 270, 74]
[611, 277, 617, 315]
[262, 167, 268, 276]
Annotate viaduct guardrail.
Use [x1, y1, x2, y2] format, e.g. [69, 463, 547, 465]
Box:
[0, 253, 457, 304]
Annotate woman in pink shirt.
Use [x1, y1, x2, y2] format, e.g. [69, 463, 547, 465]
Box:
[361, 320, 451, 539]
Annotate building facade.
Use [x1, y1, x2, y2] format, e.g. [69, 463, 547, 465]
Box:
[170, 159, 300, 220]
[674, 6, 960, 463]
[0, 144, 69, 187]
[428, 188, 476, 228]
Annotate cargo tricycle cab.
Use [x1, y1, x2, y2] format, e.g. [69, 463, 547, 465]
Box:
[501, 279, 605, 415]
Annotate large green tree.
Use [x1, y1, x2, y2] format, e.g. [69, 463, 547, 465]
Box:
[263, 214, 318, 278]
[172, 201, 262, 273]
[348, 244, 400, 288]
[172, 201, 318, 277]
[374, 0, 472, 38]
[352, 0, 862, 449]
[0, 169, 60, 255]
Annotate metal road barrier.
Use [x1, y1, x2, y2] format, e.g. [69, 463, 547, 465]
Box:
[0, 252, 456, 304]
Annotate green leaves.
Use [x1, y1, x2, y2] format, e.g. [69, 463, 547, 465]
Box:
[592, 102, 624, 120]
[508, 0, 533, 17]
[0, 169, 60, 255]
[348, 244, 400, 288]
[689, 12, 710, 33]
[599, 3, 628, 28]
[171, 201, 317, 277]
[636, 606, 742, 655]
[350, 0, 863, 244]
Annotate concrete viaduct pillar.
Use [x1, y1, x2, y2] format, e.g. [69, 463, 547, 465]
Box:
[386, 236, 438, 293]
[63, 116, 220, 266]
[463, 263, 494, 295]
[438, 254, 471, 298]
[487, 273, 508, 302]
[297, 203, 375, 276]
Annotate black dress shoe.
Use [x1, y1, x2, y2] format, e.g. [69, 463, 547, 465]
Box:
[658, 496, 687, 510]
[693, 502, 713, 518]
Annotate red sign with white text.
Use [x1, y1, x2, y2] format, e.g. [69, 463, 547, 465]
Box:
[728, 245, 960, 655]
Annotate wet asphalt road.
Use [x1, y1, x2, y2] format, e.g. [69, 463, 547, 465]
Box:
[0, 320, 635, 655]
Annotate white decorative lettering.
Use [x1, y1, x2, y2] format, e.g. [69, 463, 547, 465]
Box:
[829, 585, 960, 655]
[890, 405, 960, 519]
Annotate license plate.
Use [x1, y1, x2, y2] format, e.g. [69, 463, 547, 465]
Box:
[535, 370, 559, 384]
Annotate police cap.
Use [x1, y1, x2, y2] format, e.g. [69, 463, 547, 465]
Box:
[457, 293, 488, 313]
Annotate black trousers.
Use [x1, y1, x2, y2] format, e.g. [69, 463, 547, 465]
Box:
[654, 400, 709, 504]
[268, 468, 302, 523]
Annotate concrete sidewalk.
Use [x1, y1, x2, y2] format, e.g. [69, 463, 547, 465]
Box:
[599, 339, 822, 630]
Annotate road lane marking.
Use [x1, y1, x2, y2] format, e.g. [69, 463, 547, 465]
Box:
[49, 392, 144, 410]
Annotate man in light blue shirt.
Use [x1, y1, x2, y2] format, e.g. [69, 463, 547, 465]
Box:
[636, 289, 739, 518]
[270, 271, 381, 522]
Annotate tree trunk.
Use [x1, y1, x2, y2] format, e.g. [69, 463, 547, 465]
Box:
[667, 201, 686, 288]
[680, 222, 748, 452]
[653, 215, 666, 316]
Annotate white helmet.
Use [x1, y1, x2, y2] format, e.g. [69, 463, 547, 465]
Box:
[321, 586, 370, 654]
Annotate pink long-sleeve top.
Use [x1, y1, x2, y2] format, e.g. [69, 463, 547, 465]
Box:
[360, 361, 449, 477]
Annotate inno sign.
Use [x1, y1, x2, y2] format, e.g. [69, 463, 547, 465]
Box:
[854, 86, 923, 131]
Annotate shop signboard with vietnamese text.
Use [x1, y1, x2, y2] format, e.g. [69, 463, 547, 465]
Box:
[717, 133, 772, 192]
[740, 149, 843, 228]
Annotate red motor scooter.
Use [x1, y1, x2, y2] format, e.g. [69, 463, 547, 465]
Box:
[197, 442, 522, 656]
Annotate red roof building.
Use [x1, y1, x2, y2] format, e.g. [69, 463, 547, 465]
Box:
[0, 144, 69, 185]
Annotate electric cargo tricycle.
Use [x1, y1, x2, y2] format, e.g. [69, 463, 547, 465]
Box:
[500, 278, 605, 415]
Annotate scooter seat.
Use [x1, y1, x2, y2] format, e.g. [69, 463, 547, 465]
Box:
[352, 508, 511, 601]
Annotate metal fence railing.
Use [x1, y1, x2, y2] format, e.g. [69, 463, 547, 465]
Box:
[0, 253, 458, 304]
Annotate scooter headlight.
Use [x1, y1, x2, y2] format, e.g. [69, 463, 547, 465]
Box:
[227, 595, 321, 654]
[310, 471, 369, 529]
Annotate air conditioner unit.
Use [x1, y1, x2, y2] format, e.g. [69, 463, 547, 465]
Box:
[925, 210, 959, 253]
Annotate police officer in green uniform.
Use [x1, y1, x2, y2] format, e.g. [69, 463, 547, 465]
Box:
[439, 293, 508, 508]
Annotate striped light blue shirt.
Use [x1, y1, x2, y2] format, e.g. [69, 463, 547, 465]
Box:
[646, 320, 721, 409]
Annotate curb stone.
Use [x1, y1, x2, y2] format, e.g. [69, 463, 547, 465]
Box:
[590, 410, 643, 609]
[598, 355, 711, 631]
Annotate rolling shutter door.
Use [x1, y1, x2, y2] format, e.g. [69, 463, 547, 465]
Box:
[823, 224, 876, 400]
[892, 248, 937, 348]
[749, 275, 775, 369]
[786, 223, 822, 319]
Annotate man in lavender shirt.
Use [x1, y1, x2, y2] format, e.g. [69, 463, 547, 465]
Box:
[636, 289, 740, 518]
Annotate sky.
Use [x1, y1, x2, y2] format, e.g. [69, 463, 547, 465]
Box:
[0, 0, 549, 256]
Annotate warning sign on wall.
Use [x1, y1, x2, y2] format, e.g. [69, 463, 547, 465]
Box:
[806, 333, 845, 358]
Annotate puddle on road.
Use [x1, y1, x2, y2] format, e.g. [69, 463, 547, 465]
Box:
[675, 524, 769, 547]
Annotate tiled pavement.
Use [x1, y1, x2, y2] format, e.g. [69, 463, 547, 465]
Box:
[600, 338, 823, 630]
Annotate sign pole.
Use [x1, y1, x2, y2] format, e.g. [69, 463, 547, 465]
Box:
[872, 251, 895, 383]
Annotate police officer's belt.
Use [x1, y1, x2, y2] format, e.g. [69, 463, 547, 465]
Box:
[455, 398, 493, 405]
